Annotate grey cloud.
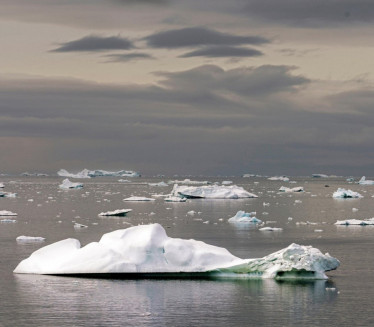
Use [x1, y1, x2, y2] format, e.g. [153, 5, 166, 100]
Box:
[51, 35, 134, 52]
[144, 27, 270, 48]
[243, 0, 374, 27]
[0, 65, 373, 175]
[179, 46, 263, 58]
[103, 53, 155, 62]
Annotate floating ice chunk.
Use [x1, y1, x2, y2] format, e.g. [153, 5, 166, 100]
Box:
[0, 192, 17, 198]
[268, 176, 289, 182]
[123, 196, 155, 202]
[312, 174, 329, 178]
[16, 236, 46, 243]
[164, 196, 187, 202]
[59, 179, 83, 190]
[13, 224, 340, 279]
[335, 218, 374, 226]
[148, 182, 168, 187]
[74, 223, 88, 229]
[168, 179, 210, 185]
[333, 188, 363, 198]
[0, 210, 17, 216]
[0, 183, 4, 188]
[187, 210, 196, 216]
[58, 169, 140, 178]
[294, 200, 302, 204]
[1, 219, 17, 223]
[352, 208, 359, 212]
[118, 179, 130, 183]
[222, 181, 233, 185]
[346, 177, 354, 182]
[358, 176, 374, 185]
[228, 211, 261, 224]
[279, 186, 304, 193]
[263, 202, 270, 206]
[259, 227, 283, 231]
[171, 184, 257, 199]
[98, 209, 132, 217]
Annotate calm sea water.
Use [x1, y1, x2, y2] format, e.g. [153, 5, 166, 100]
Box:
[1, 176, 374, 326]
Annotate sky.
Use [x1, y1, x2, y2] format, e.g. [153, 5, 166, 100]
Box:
[1, 0, 374, 176]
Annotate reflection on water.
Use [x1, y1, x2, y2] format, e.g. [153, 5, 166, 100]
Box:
[12, 275, 337, 326]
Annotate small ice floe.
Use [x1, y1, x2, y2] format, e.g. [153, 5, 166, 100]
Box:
[358, 176, 374, 185]
[59, 179, 83, 190]
[123, 196, 155, 202]
[314, 229, 323, 233]
[279, 186, 304, 193]
[268, 176, 289, 182]
[228, 211, 262, 224]
[98, 209, 132, 217]
[259, 227, 283, 231]
[168, 179, 210, 185]
[288, 217, 293, 221]
[187, 210, 196, 216]
[74, 223, 88, 229]
[263, 202, 270, 207]
[171, 184, 257, 199]
[0, 210, 17, 216]
[352, 208, 359, 212]
[325, 287, 337, 292]
[0, 183, 4, 188]
[13, 224, 340, 280]
[164, 196, 187, 202]
[118, 179, 130, 183]
[346, 177, 354, 182]
[334, 218, 374, 226]
[333, 188, 363, 199]
[1, 219, 17, 223]
[222, 181, 233, 185]
[148, 182, 168, 187]
[294, 200, 302, 204]
[203, 220, 209, 224]
[0, 192, 17, 198]
[312, 174, 329, 178]
[58, 168, 140, 178]
[16, 236, 46, 243]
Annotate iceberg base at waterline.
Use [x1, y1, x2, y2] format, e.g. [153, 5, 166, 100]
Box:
[14, 224, 339, 280]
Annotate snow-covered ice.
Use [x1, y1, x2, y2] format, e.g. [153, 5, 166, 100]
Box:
[228, 211, 262, 224]
[58, 169, 140, 178]
[268, 176, 289, 182]
[99, 209, 132, 217]
[59, 179, 83, 190]
[171, 184, 257, 199]
[16, 236, 46, 243]
[333, 188, 363, 198]
[123, 196, 155, 202]
[0, 210, 17, 216]
[13, 223, 339, 279]
[358, 176, 374, 185]
[279, 186, 304, 193]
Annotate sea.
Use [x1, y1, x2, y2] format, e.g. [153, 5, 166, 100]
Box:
[0, 176, 373, 326]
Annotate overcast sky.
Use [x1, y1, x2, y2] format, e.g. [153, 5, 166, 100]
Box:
[1, 0, 374, 176]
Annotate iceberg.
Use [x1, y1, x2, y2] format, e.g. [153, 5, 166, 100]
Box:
[1, 219, 17, 223]
[58, 169, 140, 179]
[268, 176, 289, 182]
[148, 182, 168, 187]
[0, 183, 4, 188]
[168, 179, 211, 185]
[16, 236, 46, 243]
[358, 176, 374, 185]
[164, 196, 187, 202]
[99, 209, 132, 217]
[279, 186, 304, 193]
[171, 184, 258, 199]
[123, 196, 155, 202]
[0, 192, 17, 198]
[333, 188, 363, 198]
[228, 211, 261, 224]
[59, 179, 83, 190]
[312, 174, 329, 178]
[0, 210, 17, 216]
[13, 223, 339, 279]
[335, 218, 374, 226]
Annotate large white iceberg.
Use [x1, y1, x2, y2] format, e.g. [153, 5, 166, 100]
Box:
[59, 179, 83, 190]
[228, 211, 262, 224]
[333, 188, 363, 198]
[13, 224, 339, 279]
[279, 186, 304, 193]
[171, 184, 258, 199]
[358, 176, 374, 185]
[58, 169, 140, 178]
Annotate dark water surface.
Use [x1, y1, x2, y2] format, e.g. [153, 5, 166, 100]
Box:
[1, 176, 374, 326]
